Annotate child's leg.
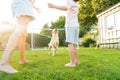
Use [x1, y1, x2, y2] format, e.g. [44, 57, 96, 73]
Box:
[73, 45, 80, 65]
[65, 43, 76, 67]
[68, 43, 75, 64]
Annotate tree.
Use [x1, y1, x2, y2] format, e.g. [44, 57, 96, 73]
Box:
[78, 0, 95, 37]
[50, 16, 65, 29]
[40, 23, 51, 36]
[91, 0, 120, 15]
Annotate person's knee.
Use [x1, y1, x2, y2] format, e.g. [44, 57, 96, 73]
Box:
[18, 21, 29, 25]
[68, 43, 73, 45]
[17, 16, 31, 25]
[14, 28, 27, 38]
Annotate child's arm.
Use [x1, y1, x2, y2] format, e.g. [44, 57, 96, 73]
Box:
[30, 0, 40, 13]
[48, 3, 67, 11]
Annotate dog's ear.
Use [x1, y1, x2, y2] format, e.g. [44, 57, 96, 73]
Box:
[55, 28, 58, 32]
[54, 28, 57, 31]
[55, 28, 57, 32]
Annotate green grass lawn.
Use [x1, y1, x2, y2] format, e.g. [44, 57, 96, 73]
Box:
[0, 48, 120, 80]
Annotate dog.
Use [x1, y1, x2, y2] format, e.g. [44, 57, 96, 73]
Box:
[48, 28, 59, 56]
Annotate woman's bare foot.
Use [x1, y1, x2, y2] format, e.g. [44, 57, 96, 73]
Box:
[19, 59, 31, 64]
[0, 64, 18, 74]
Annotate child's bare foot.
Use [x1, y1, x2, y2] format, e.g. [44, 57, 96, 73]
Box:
[64, 63, 76, 67]
[75, 61, 80, 65]
[0, 64, 18, 74]
[19, 59, 31, 64]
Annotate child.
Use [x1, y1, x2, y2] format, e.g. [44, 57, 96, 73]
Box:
[48, 0, 80, 67]
[0, 0, 40, 73]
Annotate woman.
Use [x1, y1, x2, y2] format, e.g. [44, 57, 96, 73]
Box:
[0, 0, 40, 73]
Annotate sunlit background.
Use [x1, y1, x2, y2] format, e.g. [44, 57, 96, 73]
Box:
[0, 0, 66, 33]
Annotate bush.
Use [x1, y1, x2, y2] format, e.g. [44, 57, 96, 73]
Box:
[26, 34, 51, 48]
[82, 38, 96, 47]
[25, 42, 30, 50]
[35, 35, 50, 47]
[82, 33, 96, 47]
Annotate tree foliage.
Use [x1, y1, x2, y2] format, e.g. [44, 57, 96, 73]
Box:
[50, 16, 65, 29]
[78, 0, 120, 37]
[40, 23, 51, 36]
[26, 34, 50, 48]
[91, 0, 120, 15]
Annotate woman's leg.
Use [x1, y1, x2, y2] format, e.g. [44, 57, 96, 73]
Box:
[0, 16, 31, 73]
[18, 31, 30, 64]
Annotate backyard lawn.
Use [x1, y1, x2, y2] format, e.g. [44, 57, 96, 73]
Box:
[0, 48, 120, 80]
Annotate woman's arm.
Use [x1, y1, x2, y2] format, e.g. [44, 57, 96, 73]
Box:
[30, 0, 40, 13]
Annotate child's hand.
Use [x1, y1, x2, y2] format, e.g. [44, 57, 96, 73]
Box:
[48, 3, 54, 8]
[35, 7, 41, 13]
[33, 6, 41, 13]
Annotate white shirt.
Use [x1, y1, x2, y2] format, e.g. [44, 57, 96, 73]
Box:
[65, 0, 79, 27]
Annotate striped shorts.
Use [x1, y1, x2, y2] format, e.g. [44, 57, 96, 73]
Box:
[65, 27, 79, 45]
[12, 0, 35, 21]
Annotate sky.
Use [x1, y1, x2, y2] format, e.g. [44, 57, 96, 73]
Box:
[0, 0, 66, 33]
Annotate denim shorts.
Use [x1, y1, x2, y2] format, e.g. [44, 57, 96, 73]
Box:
[65, 27, 79, 45]
[12, 0, 35, 21]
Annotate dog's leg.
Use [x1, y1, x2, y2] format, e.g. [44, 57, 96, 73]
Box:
[56, 46, 58, 54]
[55, 43, 59, 54]
[52, 46, 55, 56]
[55, 48, 57, 55]
[48, 45, 51, 55]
